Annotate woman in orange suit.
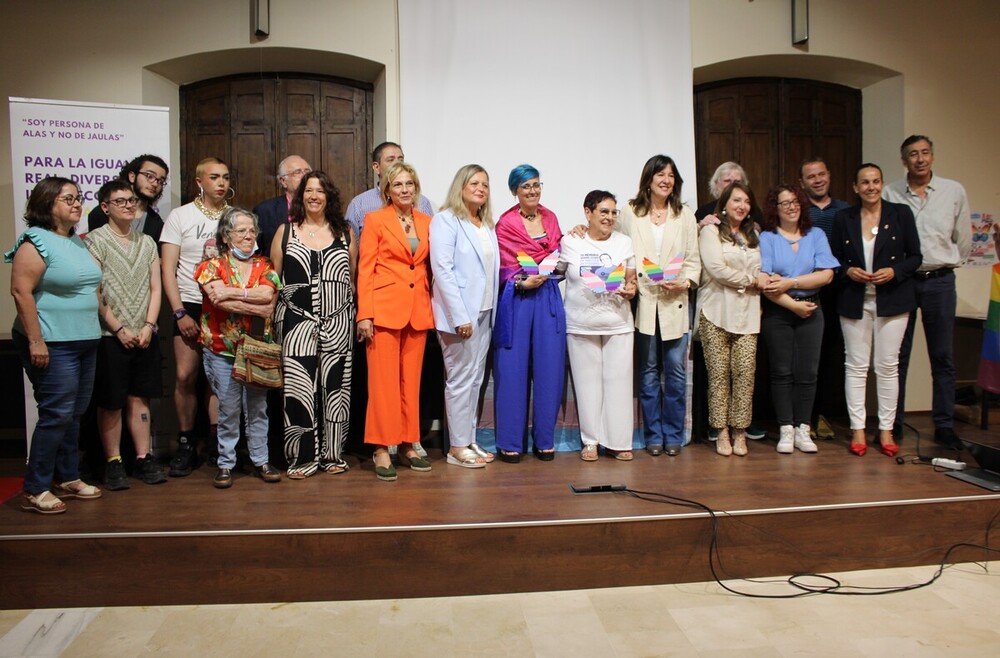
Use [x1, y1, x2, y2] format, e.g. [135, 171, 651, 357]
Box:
[356, 162, 435, 481]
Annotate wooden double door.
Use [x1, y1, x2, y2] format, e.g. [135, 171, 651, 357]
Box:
[695, 78, 861, 206]
[180, 75, 373, 210]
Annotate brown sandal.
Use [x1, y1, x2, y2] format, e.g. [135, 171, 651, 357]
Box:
[580, 444, 599, 461]
[51, 480, 102, 499]
[608, 449, 634, 461]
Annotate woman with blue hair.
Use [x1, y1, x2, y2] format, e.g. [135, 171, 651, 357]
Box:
[493, 164, 565, 462]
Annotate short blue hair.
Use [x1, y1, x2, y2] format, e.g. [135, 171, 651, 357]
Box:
[508, 164, 540, 192]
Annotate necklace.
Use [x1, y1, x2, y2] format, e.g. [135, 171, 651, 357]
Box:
[107, 224, 131, 240]
[650, 206, 668, 225]
[397, 211, 414, 234]
[302, 221, 326, 238]
[194, 196, 227, 220]
[519, 208, 538, 221]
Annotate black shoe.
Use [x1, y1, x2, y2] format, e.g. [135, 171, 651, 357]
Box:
[933, 427, 963, 451]
[135, 454, 167, 485]
[254, 463, 282, 483]
[213, 468, 233, 489]
[532, 446, 555, 462]
[666, 445, 681, 457]
[646, 444, 663, 457]
[498, 450, 521, 464]
[169, 442, 197, 477]
[104, 460, 130, 491]
[746, 425, 767, 440]
[707, 428, 719, 442]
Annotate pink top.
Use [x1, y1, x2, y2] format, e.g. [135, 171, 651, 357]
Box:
[495, 203, 562, 282]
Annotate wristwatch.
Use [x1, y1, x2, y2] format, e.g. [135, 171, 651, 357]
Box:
[172, 308, 188, 321]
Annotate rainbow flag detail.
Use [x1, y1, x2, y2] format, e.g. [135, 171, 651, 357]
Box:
[516, 251, 539, 275]
[978, 263, 1000, 393]
[642, 257, 664, 281]
[604, 263, 625, 291]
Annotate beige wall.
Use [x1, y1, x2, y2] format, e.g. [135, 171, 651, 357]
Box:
[2, 0, 997, 413]
[691, 0, 999, 413]
[0, 0, 399, 334]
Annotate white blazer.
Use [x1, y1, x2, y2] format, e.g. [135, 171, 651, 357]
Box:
[618, 203, 701, 340]
[429, 209, 500, 333]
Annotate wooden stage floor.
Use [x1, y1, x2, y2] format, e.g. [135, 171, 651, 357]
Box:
[2, 415, 999, 609]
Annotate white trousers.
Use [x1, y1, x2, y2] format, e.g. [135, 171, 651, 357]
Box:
[839, 294, 909, 431]
[438, 310, 492, 448]
[567, 332, 634, 451]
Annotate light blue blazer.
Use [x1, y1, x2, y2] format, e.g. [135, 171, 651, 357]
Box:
[430, 209, 500, 333]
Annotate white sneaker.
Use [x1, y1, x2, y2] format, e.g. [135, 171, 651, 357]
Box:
[412, 440, 428, 458]
[776, 426, 795, 454]
[795, 424, 818, 453]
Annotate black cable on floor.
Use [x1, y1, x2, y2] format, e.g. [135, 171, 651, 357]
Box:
[619, 487, 1000, 598]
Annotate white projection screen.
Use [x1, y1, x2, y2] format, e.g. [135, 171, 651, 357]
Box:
[398, 0, 695, 227]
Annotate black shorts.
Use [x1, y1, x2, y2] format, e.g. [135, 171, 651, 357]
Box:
[93, 335, 164, 409]
[171, 301, 204, 337]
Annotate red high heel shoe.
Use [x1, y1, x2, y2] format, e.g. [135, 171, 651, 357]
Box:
[849, 441, 867, 456]
[878, 440, 899, 457]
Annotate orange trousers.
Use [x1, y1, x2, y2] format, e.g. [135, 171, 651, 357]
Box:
[364, 324, 427, 446]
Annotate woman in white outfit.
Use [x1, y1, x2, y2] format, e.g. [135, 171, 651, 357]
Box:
[430, 164, 500, 468]
[562, 191, 637, 461]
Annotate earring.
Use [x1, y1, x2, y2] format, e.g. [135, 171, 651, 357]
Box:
[721, 209, 727, 216]
[198, 185, 205, 199]
[226, 187, 236, 201]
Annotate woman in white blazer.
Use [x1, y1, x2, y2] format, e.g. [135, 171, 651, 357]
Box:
[430, 164, 500, 468]
[619, 155, 701, 457]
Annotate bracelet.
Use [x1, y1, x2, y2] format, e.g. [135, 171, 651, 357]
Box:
[242, 288, 248, 301]
[114, 325, 125, 335]
[143, 321, 157, 333]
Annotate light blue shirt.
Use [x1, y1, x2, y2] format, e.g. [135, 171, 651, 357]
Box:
[883, 175, 971, 271]
[760, 227, 839, 297]
[5, 227, 102, 342]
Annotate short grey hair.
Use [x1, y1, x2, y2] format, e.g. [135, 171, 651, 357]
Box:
[215, 206, 259, 252]
[277, 155, 310, 178]
[708, 162, 748, 199]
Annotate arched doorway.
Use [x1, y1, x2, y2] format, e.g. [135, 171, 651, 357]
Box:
[180, 74, 373, 210]
[694, 77, 861, 205]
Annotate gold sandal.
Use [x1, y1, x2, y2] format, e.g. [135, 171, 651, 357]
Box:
[51, 480, 102, 500]
[580, 444, 599, 461]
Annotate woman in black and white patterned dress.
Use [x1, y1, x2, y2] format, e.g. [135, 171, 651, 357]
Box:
[271, 171, 357, 479]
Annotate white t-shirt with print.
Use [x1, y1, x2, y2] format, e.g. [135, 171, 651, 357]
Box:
[160, 202, 220, 305]
[561, 232, 635, 335]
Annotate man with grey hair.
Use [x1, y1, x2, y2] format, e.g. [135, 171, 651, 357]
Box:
[695, 161, 763, 224]
[254, 155, 312, 257]
[884, 135, 971, 449]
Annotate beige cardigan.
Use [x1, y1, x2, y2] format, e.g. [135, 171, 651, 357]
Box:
[618, 204, 701, 340]
[697, 224, 761, 335]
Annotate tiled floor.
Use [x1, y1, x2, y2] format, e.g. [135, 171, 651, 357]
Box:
[1, 562, 998, 657]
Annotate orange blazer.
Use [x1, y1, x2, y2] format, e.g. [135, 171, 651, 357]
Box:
[356, 205, 434, 330]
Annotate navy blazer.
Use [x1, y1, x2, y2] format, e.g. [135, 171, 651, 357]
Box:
[254, 195, 290, 257]
[830, 201, 922, 319]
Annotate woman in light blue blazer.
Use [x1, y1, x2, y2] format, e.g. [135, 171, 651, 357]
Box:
[430, 164, 500, 467]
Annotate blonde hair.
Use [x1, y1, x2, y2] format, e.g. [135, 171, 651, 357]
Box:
[195, 156, 228, 179]
[442, 164, 493, 228]
[380, 161, 421, 205]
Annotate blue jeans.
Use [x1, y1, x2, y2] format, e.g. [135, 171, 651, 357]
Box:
[202, 350, 270, 470]
[636, 328, 690, 448]
[15, 333, 98, 495]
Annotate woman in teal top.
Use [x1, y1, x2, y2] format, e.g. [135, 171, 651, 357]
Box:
[7, 177, 104, 514]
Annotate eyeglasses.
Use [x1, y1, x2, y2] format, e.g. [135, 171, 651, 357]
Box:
[230, 228, 258, 237]
[107, 197, 139, 208]
[138, 170, 168, 187]
[280, 168, 311, 179]
[777, 200, 801, 210]
[598, 209, 621, 219]
[56, 194, 84, 206]
[519, 182, 543, 192]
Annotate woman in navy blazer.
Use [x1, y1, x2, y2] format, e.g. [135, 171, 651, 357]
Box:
[430, 165, 500, 468]
[831, 163, 921, 458]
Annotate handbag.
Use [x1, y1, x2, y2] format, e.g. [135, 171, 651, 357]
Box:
[232, 316, 283, 389]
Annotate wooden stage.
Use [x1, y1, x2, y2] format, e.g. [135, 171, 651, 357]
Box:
[1, 415, 998, 610]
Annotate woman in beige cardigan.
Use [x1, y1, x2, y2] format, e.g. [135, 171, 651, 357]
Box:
[618, 155, 701, 457]
[697, 181, 762, 457]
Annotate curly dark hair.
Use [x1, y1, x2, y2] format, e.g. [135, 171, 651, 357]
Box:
[761, 184, 812, 234]
[630, 154, 684, 217]
[713, 181, 759, 248]
[24, 177, 79, 234]
[290, 171, 349, 239]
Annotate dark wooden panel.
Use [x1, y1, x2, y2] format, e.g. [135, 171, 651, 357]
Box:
[231, 79, 276, 209]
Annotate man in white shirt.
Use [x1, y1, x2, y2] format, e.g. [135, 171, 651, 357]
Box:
[883, 135, 972, 449]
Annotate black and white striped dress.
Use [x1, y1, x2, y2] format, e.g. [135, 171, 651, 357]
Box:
[275, 226, 354, 475]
